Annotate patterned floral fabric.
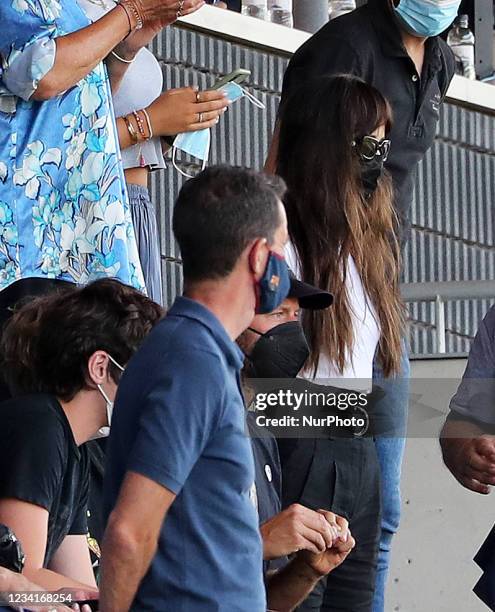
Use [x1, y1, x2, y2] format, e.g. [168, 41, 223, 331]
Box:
[0, 0, 145, 292]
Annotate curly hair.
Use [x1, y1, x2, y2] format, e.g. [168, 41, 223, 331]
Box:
[1, 279, 164, 400]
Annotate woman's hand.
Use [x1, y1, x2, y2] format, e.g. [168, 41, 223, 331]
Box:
[146, 87, 230, 136]
[130, 0, 205, 25]
[116, 0, 205, 57]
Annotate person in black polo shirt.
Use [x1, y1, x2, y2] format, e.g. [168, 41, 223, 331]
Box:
[266, 2, 458, 609]
[0, 279, 162, 595]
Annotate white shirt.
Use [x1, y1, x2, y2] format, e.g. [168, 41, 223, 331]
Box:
[286, 243, 380, 391]
[78, 0, 166, 170]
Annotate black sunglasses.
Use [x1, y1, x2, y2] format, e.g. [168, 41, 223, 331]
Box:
[352, 136, 391, 162]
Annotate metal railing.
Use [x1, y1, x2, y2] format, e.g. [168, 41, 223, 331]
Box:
[401, 281, 495, 354]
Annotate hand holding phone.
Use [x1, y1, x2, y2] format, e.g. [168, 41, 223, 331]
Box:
[212, 68, 251, 90]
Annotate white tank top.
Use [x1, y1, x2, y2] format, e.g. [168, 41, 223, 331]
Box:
[286, 243, 380, 391]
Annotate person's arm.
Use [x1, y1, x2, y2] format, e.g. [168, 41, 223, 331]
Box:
[440, 307, 495, 493]
[260, 504, 336, 560]
[0, 499, 97, 592]
[32, 6, 133, 101]
[0, 568, 77, 612]
[440, 416, 495, 494]
[49, 535, 97, 589]
[106, 2, 203, 94]
[100, 472, 175, 611]
[1, 1, 205, 102]
[115, 87, 229, 150]
[266, 514, 354, 611]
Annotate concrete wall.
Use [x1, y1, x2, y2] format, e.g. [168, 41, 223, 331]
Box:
[389, 358, 494, 612]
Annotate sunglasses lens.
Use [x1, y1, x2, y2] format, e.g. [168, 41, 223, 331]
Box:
[360, 137, 377, 160]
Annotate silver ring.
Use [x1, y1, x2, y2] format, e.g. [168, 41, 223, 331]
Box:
[198, 112, 203, 123]
[196, 91, 201, 103]
[178, 0, 185, 16]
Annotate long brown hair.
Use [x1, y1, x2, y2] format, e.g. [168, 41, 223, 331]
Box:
[277, 75, 404, 377]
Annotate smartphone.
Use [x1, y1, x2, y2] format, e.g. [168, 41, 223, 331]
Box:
[212, 68, 251, 90]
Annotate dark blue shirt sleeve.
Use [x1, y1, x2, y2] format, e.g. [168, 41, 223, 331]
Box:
[449, 306, 495, 425]
[127, 349, 226, 494]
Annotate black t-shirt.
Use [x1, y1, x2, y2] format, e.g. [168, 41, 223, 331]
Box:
[0, 394, 89, 565]
[280, 0, 455, 230]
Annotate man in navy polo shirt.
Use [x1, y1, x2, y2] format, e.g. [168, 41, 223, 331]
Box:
[99, 166, 290, 612]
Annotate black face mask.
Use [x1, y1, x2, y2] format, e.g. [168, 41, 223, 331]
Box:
[360, 157, 385, 199]
[246, 321, 310, 379]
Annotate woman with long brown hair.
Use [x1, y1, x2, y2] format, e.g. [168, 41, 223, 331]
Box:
[276, 74, 405, 611]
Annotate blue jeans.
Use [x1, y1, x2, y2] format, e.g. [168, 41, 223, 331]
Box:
[371, 348, 410, 612]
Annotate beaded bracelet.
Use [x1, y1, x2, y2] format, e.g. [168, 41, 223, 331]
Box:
[133, 110, 148, 141]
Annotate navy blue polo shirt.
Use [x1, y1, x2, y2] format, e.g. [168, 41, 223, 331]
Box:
[103, 297, 265, 612]
[280, 0, 455, 230]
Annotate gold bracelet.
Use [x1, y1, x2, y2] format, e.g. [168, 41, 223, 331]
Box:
[123, 114, 139, 145]
[119, 0, 143, 31]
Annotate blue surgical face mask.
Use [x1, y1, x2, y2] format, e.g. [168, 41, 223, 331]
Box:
[394, 0, 461, 38]
[172, 82, 265, 179]
[256, 251, 291, 314]
[173, 128, 211, 178]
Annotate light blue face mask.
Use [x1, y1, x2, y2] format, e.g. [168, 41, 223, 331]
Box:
[172, 81, 265, 178]
[394, 0, 461, 38]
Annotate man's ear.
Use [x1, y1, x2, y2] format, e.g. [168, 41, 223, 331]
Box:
[249, 238, 269, 281]
[87, 351, 109, 387]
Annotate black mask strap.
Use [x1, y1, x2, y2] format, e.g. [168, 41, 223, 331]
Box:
[248, 327, 264, 337]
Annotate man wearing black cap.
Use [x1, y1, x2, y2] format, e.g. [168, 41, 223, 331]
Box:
[238, 276, 359, 610]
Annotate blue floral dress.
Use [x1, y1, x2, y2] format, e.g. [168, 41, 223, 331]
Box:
[0, 0, 145, 292]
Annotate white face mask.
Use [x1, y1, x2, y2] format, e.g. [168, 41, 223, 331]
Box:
[93, 354, 125, 439]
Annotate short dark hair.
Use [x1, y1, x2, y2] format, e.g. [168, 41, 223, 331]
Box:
[1, 279, 164, 401]
[173, 166, 286, 282]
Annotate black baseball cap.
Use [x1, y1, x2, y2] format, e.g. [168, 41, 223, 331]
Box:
[288, 271, 333, 310]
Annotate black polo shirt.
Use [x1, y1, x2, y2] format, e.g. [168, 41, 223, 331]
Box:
[280, 0, 455, 230]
